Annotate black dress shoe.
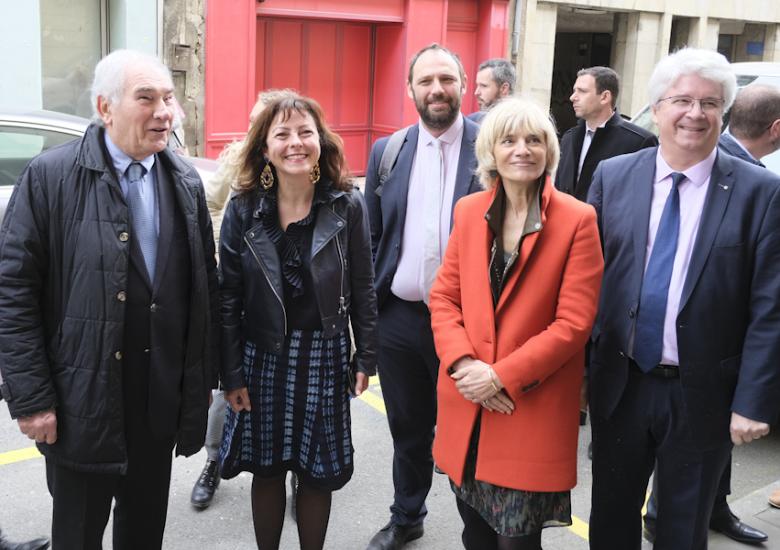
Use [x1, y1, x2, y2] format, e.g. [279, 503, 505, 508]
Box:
[0, 529, 50, 550]
[710, 511, 768, 544]
[190, 459, 221, 509]
[366, 521, 424, 550]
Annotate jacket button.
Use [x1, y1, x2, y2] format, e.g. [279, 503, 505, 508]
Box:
[628, 308, 635, 318]
[116, 291, 126, 302]
[144, 348, 150, 354]
[150, 303, 158, 312]
[114, 351, 123, 360]
[119, 231, 129, 242]
[619, 351, 626, 358]
[274, 342, 281, 350]
[337, 221, 344, 227]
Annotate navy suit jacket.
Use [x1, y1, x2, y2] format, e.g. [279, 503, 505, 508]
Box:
[587, 147, 780, 447]
[718, 133, 764, 167]
[364, 117, 481, 308]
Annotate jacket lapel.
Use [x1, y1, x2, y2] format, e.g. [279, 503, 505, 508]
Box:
[631, 154, 656, 286]
[389, 125, 419, 232]
[570, 121, 586, 190]
[495, 178, 551, 314]
[152, 158, 174, 294]
[679, 152, 734, 311]
[449, 117, 478, 224]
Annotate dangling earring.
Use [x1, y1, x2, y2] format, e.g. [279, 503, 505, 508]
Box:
[310, 162, 321, 185]
[260, 163, 274, 190]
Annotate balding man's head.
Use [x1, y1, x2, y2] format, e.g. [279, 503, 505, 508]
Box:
[728, 85, 780, 140]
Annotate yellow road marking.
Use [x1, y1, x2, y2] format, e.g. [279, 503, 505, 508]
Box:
[569, 515, 589, 540]
[0, 446, 41, 466]
[358, 388, 387, 415]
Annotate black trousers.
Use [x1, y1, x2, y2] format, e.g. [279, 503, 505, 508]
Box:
[46, 413, 175, 550]
[377, 294, 439, 526]
[645, 457, 732, 523]
[589, 368, 731, 550]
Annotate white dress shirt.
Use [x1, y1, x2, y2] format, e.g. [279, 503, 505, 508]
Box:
[391, 116, 465, 302]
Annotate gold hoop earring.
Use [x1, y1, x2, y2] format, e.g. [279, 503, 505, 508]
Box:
[260, 163, 274, 190]
[310, 162, 321, 185]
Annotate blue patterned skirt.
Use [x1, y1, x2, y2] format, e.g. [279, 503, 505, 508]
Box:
[219, 329, 354, 491]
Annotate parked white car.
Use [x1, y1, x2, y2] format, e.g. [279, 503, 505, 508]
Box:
[0, 108, 218, 222]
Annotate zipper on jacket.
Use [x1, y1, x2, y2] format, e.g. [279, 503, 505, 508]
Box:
[334, 227, 346, 315]
[244, 234, 287, 335]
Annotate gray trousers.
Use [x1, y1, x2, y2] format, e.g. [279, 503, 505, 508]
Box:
[205, 390, 227, 461]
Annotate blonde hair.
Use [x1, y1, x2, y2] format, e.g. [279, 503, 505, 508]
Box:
[475, 97, 559, 189]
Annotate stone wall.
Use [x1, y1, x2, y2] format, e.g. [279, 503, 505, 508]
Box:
[162, 0, 206, 156]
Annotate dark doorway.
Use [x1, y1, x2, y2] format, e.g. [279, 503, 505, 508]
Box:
[550, 33, 612, 136]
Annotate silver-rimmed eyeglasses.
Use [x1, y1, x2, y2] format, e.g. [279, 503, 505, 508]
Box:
[656, 96, 725, 112]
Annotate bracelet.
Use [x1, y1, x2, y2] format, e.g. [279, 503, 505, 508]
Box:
[486, 366, 500, 393]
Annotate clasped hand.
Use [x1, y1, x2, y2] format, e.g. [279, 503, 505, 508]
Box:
[730, 412, 770, 446]
[450, 358, 514, 414]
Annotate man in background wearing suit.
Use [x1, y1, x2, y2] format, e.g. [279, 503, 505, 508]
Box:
[0, 50, 219, 550]
[719, 84, 780, 167]
[643, 82, 780, 546]
[556, 66, 657, 202]
[364, 43, 481, 550]
[468, 58, 515, 123]
[587, 48, 780, 550]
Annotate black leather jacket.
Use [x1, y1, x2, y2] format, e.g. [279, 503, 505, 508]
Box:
[219, 183, 378, 390]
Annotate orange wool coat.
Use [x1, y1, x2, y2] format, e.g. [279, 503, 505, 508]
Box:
[429, 176, 604, 492]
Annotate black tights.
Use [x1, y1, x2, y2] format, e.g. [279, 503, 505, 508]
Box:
[457, 497, 543, 550]
[251, 473, 332, 550]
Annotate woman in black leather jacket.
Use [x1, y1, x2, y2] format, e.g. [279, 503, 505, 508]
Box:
[218, 94, 378, 550]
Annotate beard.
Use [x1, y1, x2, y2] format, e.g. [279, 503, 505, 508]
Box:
[413, 90, 462, 131]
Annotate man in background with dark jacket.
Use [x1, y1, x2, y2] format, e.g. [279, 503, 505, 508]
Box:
[0, 50, 220, 550]
[555, 66, 657, 202]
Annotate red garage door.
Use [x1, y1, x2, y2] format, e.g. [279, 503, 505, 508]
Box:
[256, 18, 374, 175]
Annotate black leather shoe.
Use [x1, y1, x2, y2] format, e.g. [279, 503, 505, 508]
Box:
[190, 459, 221, 509]
[710, 511, 768, 544]
[643, 516, 656, 544]
[366, 521, 424, 550]
[0, 530, 50, 550]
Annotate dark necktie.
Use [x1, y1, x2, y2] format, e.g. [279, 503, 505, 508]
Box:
[633, 171, 685, 372]
[125, 162, 157, 279]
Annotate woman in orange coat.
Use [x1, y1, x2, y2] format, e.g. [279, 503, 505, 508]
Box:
[429, 97, 604, 549]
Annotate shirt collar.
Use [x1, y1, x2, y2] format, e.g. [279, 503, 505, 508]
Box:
[585, 112, 613, 133]
[655, 147, 717, 187]
[103, 132, 155, 178]
[418, 113, 464, 147]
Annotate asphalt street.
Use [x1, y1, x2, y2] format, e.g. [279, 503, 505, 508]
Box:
[2, 376, 779, 549]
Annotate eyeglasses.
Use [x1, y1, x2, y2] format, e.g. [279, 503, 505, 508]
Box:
[656, 96, 725, 112]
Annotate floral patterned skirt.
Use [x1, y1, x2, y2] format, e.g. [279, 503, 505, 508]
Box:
[450, 417, 572, 536]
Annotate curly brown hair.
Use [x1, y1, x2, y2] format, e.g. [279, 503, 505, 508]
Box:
[234, 93, 352, 194]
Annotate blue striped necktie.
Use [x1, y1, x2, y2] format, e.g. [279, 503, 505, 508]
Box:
[125, 162, 157, 280]
[633, 171, 685, 372]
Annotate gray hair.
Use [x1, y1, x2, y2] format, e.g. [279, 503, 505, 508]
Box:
[648, 48, 736, 110]
[90, 49, 172, 123]
[477, 58, 516, 95]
